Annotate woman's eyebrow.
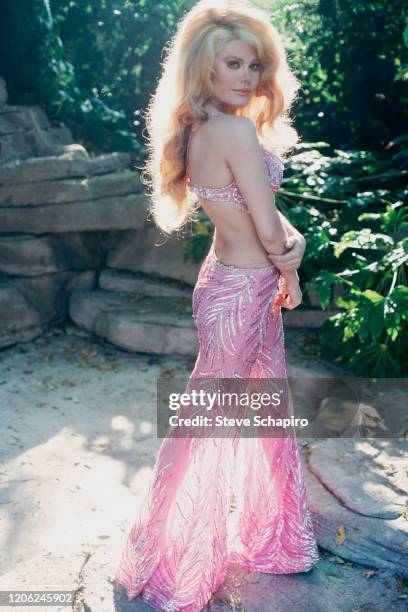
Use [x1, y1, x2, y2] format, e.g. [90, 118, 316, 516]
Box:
[224, 55, 259, 62]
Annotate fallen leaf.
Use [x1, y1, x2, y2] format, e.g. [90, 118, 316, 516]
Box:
[335, 523, 346, 545]
[363, 569, 377, 578]
[327, 573, 346, 584]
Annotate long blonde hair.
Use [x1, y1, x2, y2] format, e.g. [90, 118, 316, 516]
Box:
[142, 0, 301, 234]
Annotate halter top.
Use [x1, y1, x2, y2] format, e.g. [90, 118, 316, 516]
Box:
[186, 110, 284, 216]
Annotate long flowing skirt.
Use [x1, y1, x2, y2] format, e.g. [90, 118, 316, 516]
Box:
[114, 247, 319, 611]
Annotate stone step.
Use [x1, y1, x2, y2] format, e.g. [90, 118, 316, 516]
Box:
[69, 289, 198, 356]
[282, 307, 342, 328]
[0, 148, 131, 185]
[99, 268, 192, 299]
[0, 271, 96, 349]
[301, 442, 408, 572]
[0, 169, 141, 207]
[1, 193, 148, 234]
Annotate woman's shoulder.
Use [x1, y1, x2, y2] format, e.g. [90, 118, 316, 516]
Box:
[205, 114, 256, 145]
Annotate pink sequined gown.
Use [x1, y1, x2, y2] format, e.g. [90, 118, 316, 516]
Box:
[115, 112, 319, 610]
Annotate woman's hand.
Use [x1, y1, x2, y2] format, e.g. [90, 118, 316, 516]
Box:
[281, 278, 303, 310]
[267, 235, 306, 272]
[272, 276, 303, 314]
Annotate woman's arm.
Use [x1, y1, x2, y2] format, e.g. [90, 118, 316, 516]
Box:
[277, 211, 304, 242]
[222, 118, 300, 287]
[266, 211, 306, 273]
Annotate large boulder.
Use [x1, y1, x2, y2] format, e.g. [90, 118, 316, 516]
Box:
[0, 233, 107, 276]
[107, 226, 201, 286]
[301, 441, 408, 572]
[0, 271, 96, 348]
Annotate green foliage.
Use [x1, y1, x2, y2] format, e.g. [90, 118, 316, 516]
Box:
[181, 217, 213, 264]
[257, 0, 408, 149]
[51, 0, 189, 153]
[302, 151, 408, 376]
[0, 0, 190, 155]
[185, 134, 407, 377]
[1, 1, 406, 152]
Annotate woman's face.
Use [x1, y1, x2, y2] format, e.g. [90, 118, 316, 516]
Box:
[209, 39, 263, 112]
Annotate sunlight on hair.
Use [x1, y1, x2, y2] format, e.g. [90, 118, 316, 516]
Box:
[140, 0, 301, 234]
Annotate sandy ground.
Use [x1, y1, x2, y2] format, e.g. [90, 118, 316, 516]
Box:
[0, 325, 406, 611]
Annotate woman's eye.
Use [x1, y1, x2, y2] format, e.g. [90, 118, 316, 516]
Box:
[227, 61, 262, 71]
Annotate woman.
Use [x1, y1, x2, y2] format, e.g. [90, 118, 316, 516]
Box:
[115, 1, 319, 609]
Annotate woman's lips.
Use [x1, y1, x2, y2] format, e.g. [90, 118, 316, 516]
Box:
[234, 89, 251, 95]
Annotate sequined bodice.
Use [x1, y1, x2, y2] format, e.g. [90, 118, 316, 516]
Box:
[186, 110, 284, 215]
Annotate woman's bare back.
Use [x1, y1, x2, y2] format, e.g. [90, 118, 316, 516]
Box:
[187, 114, 273, 268]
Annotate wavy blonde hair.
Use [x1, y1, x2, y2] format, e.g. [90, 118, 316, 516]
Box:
[142, 0, 301, 234]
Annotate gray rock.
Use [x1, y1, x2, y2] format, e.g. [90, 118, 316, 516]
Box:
[69, 289, 198, 356]
[0, 149, 131, 185]
[0, 76, 7, 105]
[0, 233, 106, 276]
[0, 105, 51, 131]
[0, 130, 43, 164]
[210, 555, 407, 612]
[0, 170, 142, 206]
[0, 283, 43, 348]
[99, 269, 192, 298]
[0, 105, 74, 163]
[12, 271, 96, 324]
[0, 271, 96, 349]
[0, 127, 74, 164]
[301, 449, 408, 571]
[0, 235, 59, 276]
[107, 227, 201, 286]
[1, 193, 148, 233]
[308, 439, 407, 519]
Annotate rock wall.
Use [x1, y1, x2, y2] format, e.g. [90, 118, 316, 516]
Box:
[0, 75, 199, 351]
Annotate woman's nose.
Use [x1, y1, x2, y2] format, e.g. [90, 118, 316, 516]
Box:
[240, 67, 251, 83]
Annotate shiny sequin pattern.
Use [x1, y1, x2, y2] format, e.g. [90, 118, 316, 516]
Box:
[114, 247, 320, 611]
[186, 110, 284, 215]
[187, 147, 284, 215]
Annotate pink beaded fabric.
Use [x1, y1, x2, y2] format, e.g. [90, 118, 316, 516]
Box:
[114, 109, 319, 612]
[186, 109, 284, 215]
[115, 248, 320, 611]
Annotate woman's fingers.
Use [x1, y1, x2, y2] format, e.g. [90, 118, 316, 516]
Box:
[268, 256, 301, 272]
[267, 240, 303, 271]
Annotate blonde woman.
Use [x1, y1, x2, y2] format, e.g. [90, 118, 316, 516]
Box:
[115, 1, 319, 609]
